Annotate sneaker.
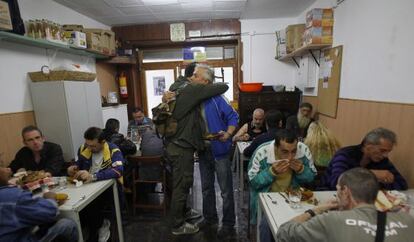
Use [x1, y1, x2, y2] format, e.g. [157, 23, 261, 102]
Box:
[171, 222, 200, 235]
[98, 219, 111, 242]
[184, 209, 202, 221]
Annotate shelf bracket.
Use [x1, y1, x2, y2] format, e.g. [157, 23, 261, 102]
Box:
[308, 50, 320, 66]
[291, 57, 300, 68]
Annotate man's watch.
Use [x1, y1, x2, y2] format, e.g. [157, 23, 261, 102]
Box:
[91, 173, 97, 182]
[305, 209, 316, 217]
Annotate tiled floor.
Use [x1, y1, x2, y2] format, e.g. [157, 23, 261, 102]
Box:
[123, 162, 251, 242]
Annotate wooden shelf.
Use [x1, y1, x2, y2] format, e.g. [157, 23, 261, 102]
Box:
[276, 43, 332, 61]
[0, 31, 110, 59]
[99, 56, 137, 64]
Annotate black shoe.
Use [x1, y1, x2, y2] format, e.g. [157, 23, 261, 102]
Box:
[217, 226, 235, 239]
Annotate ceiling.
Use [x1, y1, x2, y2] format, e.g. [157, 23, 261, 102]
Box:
[54, 0, 316, 26]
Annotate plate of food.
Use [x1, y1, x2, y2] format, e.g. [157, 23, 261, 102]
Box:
[204, 133, 222, 140]
[375, 190, 408, 212]
[55, 193, 69, 206]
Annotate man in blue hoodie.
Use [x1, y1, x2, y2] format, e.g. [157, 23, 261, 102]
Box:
[0, 166, 78, 242]
[190, 64, 239, 237]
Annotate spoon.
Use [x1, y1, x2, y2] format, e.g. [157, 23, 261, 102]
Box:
[267, 194, 277, 204]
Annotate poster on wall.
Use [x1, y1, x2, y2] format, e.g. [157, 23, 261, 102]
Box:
[153, 76, 166, 96]
[145, 69, 175, 117]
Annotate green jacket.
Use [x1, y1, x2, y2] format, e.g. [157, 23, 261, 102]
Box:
[247, 140, 316, 224]
[167, 80, 228, 150]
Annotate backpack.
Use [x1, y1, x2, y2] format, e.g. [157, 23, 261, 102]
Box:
[152, 100, 178, 139]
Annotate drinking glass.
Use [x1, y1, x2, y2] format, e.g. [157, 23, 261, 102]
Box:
[288, 188, 302, 209]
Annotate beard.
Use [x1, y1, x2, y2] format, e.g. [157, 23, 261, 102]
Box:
[252, 122, 263, 129]
[297, 112, 311, 129]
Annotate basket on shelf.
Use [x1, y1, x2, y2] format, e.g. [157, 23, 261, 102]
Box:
[28, 66, 96, 82]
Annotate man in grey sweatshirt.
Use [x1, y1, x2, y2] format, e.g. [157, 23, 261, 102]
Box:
[276, 167, 414, 242]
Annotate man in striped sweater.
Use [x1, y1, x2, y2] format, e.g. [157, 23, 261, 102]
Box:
[322, 127, 407, 190]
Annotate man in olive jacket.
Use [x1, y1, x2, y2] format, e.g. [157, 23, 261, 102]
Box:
[163, 72, 229, 235]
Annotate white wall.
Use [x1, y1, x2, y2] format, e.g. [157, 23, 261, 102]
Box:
[240, 18, 297, 87]
[243, 0, 414, 104]
[333, 0, 414, 103]
[0, 0, 110, 114]
[298, 0, 414, 103]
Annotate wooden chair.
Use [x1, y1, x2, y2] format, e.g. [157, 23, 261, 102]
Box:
[129, 155, 170, 216]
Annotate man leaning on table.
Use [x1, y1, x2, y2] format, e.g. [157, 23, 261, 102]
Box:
[67, 127, 124, 242]
[9, 125, 65, 177]
[67, 127, 124, 183]
[248, 129, 316, 231]
[323, 127, 407, 191]
[276, 168, 414, 242]
[0, 166, 78, 242]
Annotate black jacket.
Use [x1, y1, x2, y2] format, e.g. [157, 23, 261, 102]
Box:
[9, 142, 64, 176]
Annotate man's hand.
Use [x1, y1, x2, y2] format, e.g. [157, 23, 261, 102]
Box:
[271, 159, 290, 175]
[371, 169, 395, 184]
[313, 198, 339, 214]
[235, 133, 250, 142]
[289, 159, 304, 173]
[162, 91, 176, 103]
[218, 130, 231, 142]
[74, 170, 93, 183]
[43, 192, 57, 201]
[67, 165, 79, 177]
[17, 168, 26, 173]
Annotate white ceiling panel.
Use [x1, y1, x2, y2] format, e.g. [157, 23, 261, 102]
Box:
[214, 1, 246, 11]
[117, 6, 150, 15]
[53, 0, 315, 26]
[147, 3, 182, 13]
[104, 0, 144, 7]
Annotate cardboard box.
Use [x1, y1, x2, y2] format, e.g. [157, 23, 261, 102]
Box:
[84, 29, 116, 56]
[306, 8, 334, 21]
[286, 24, 305, 53]
[306, 18, 334, 28]
[304, 35, 333, 45]
[0, 1, 12, 31]
[62, 24, 84, 32]
[63, 31, 87, 48]
[304, 27, 333, 37]
[85, 32, 101, 52]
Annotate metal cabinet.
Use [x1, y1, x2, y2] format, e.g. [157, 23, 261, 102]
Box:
[30, 81, 103, 161]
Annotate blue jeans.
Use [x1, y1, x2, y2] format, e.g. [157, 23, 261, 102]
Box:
[259, 216, 275, 242]
[199, 147, 235, 227]
[39, 218, 78, 242]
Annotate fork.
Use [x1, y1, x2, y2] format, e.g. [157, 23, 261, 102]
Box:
[279, 192, 290, 204]
[267, 194, 277, 204]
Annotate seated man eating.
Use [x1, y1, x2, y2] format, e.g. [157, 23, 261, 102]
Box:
[0, 166, 78, 242]
[323, 127, 407, 190]
[67, 127, 124, 183]
[248, 129, 316, 234]
[9, 125, 65, 177]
